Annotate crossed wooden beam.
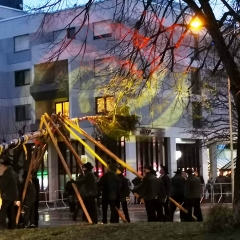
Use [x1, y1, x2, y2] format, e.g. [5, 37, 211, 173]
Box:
[0, 113, 196, 225]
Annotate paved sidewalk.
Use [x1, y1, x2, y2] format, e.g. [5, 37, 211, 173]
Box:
[37, 203, 216, 227]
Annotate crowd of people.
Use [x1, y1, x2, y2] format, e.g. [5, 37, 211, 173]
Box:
[65, 162, 204, 224]
[0, 153, 205, 229]
[0, 155, 40, 230]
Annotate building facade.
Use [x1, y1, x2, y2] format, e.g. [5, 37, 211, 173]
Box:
[0, 2, 220, 198]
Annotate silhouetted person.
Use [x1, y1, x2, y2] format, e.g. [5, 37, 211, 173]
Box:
[32, 172, 40, 227]
[160, 165, 170, 220]
[135, 165, 166, 222]
[19, 171, 36, 228]
[71, 162, 98, 224]
[0, 156, 18, 229]
[185, 169, 203, 222]
[169, 169, 186, 222]
[116, 165, 130, 222]
[99, 162, 120, 224]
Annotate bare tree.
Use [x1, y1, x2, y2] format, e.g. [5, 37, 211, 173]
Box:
[26, 0, 240, 203]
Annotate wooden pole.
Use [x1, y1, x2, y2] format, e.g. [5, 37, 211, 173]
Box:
[115, 207, 128, 223]
[42, 116, 92, 224]
[169, 197, 197, 221]
[44, 114, 85, 175]
[16, 147, 37, 225]
[61, 117, 142, 179]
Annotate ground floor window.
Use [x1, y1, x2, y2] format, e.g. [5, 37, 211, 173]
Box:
[136, 136, 164, 176]
[176, 140, 200, 172]
[95, 136, 125, 177]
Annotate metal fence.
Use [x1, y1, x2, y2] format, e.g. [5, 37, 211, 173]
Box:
[204, 183, 232, 204]
[39, 190, 68, 210]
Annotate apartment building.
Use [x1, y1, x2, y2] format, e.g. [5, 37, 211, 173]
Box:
[0, 1, 218, 196]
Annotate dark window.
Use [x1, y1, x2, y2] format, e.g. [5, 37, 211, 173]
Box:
[96, 96, 114, 114]
[95, 136, 125, 177]
[15, 69, 30, 87]
[192, 101, 202, 128]
[15, 104, 31, 121]
[136, 136, 164, 176]
[67, 27, 75, 39]
[191, 68, 201, 94]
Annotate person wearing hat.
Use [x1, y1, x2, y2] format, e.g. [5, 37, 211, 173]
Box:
[160, 165, 171, 221]
[134, 164, 166, 222]
[0, 156, 18, 229]
[184, 168, 203, 222]
[116, 165, 131, 223]
[71, 162, 98, 223]
[19, 171, 36, 228]
[99, 161, 120, 224]
[169, 169, 186, 222]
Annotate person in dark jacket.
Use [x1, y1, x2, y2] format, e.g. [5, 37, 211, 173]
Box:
[71, 162, 98, 224]
[65, 179, 76, 213]
[32, 172, 40, 227]
[160, 165, 171, 220]
[169, 169, 186, 222]
[0, 157, 18, 229]
[116, 165, 130, 223]
[185, 169, 203, 222]
[19, 171, 37, 228]
[132, 174, 142, 204]
[99, 162, 120, 224]
[135, 165, 166, 222]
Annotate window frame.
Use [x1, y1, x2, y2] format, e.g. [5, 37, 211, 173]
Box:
[14, 34, 30, 52]
[95, 96, 114, 114]
[93, 20, 112, 40]
[67, 27, 76, 39]
[15, 69, 30, 87]
[15, 104, 31, 122]
[55, 101, 69, 116]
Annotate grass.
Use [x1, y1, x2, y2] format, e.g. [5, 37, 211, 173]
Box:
[0, 222, 240, 240]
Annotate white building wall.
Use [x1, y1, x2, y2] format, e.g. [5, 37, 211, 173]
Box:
[166, 137, 177, 177]
[48, 142, 59, 201]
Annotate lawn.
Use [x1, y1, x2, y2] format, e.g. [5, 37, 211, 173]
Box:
[0, 223, 239, 240]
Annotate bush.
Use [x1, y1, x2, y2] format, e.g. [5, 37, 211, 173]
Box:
[204, 204, 235, 233]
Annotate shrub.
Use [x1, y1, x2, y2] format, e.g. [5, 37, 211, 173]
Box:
[204, 204, 235, 233]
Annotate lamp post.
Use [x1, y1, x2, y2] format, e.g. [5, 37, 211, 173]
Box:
[228, 78, 234, 203]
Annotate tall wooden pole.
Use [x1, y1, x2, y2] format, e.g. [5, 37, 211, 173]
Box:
[16, 147, 37, 225]
[62, 116, 142, 179]
[44, 114, 85, 175]
[42, 116, 92, 224]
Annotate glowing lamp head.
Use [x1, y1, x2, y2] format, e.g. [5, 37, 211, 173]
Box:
[190, 17, 202, 30]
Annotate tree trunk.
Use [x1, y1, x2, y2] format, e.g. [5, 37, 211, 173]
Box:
[234, 99, 240, 205]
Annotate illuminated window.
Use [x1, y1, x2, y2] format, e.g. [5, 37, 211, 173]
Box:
[96, 96, 114, 114]
[55, 101, 69, 116]
[93, 20, 112, 39]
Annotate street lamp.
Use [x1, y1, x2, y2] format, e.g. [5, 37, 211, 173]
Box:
[190, 17, 202, 30]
